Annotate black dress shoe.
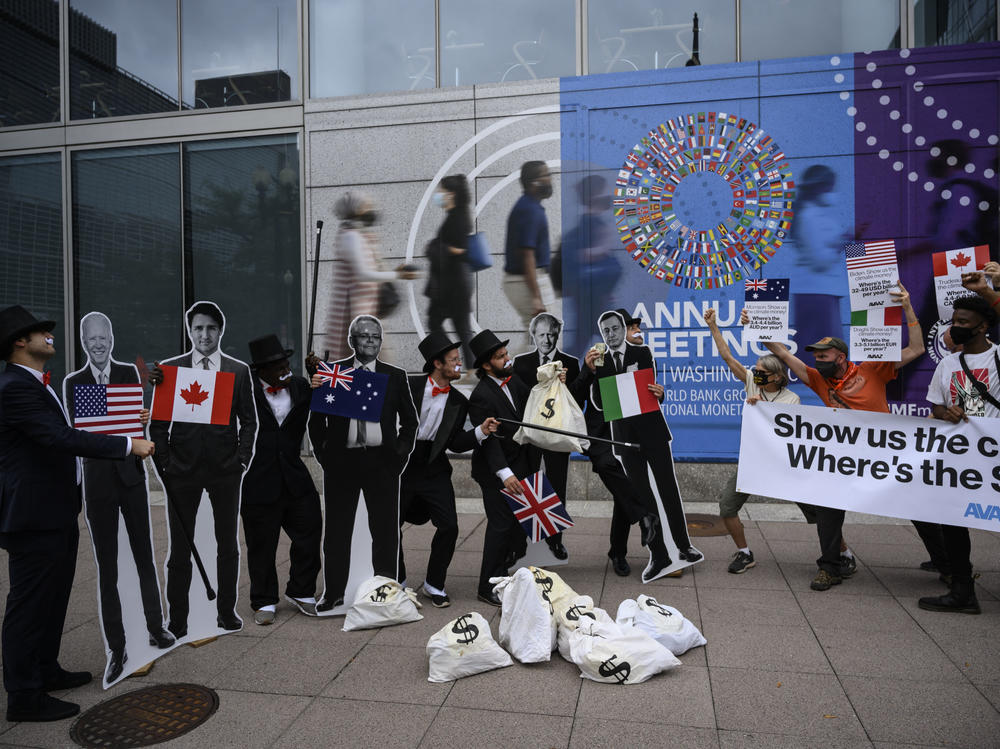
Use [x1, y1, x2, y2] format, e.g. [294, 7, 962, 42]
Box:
[642, 554, 672, 582]
[42, 668, 92, 691]
[6, 693, 80, 723]
[217, 613, 242, 630]
[167, 621, 187, 640]
[547, 541, 569, 560]
[316, 597, 344, 613]
[477, 590, 502, 607]
[639, 514, 660, 547]
[610, 555, 631, 577]
[105, 651, 128, 683]
[679, 547, 704, 563]
[148, 628, 176, 649]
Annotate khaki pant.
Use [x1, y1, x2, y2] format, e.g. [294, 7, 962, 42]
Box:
[503, 270, 556, 328]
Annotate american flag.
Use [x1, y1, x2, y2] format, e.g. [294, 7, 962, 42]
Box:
[845, 239, 897, 271]
[500, 471, 574, 542]
[73, 384, 144, 438]
[315, 361, 354, 390]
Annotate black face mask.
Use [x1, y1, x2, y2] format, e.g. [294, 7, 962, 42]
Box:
[359, 211, 378, 226]
[815, 359, 841, 379]
[949, 324, 978, 346]
[535, 181, 553, 200]
[751, 369, 770, 386]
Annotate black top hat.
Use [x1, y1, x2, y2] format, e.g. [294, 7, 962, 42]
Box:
[247, 334, 293, 369]
[615, 308, 641, 327]
[469, 329, 510, 369]
[0, 305, 55, 360]
[419, 331, 460, 374]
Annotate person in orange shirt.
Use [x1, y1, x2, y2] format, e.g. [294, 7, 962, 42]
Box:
[752, 281, 926, 591]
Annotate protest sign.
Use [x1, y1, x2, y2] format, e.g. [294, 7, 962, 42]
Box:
[846, 239, 898, 311]
[742, 278, 789, 342]
[848, 307, 902, 361]
[737, 402, 1000, 532]
[932, 245, 990, 321]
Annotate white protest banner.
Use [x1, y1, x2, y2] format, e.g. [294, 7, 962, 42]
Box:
[932, 245, 990, 321]
[737, 402, 1000, 532]
[848, 307, 902, 361]
[846, 239, 899, 311]
[742, 278, 789, 342]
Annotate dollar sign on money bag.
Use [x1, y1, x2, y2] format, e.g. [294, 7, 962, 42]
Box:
[646, 599, 673, 618]
[451, 614, 480, 645]
[598, 654, 631, 684]
[540, 397, 556, 419]
[532, 569, 554, 602]
[566, 605, 597, 622]
[370, 584, 390, 602]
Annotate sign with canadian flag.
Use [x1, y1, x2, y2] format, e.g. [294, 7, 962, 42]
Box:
[932, 245, 990, 322]
[151, 364, 234, 425]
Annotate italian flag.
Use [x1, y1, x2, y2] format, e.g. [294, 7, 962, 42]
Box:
[599, 368, 660, 422]
[151, 365, 234, 425]
[850, 307, 902, 326]
[932, 245, 990, 277]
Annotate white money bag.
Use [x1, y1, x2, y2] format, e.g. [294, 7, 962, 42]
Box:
[426, 612, 513, 683]
[514, 361, 590, 452]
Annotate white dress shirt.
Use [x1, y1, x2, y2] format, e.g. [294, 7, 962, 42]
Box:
[261, 379, 292, 426]
[194, 350, 222, 370]
[416, 376, 488, 444]
[487, 373, 516, 482]
[347, 359, 382, 447]
[89, 362, 111, 384]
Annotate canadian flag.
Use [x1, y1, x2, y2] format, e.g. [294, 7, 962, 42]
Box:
[151, 365, 234, 425]
[931, 245, 990, 277]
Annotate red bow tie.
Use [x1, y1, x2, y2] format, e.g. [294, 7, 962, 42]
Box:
[500, 376, 511, 388]
[265, 384, 286, 394]
[432, 385, 450, 397]
[42, 371, 51, 386]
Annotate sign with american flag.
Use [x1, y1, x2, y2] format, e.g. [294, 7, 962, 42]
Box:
[743, 278, 790, 342]
[500, 471, 574, 542]
[845, 239, 899, 312]
[73, 384, 145, 438]
[309, 361, 387, 421]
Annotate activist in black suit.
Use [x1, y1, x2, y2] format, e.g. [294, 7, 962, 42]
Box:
[308, 315, 418, 611]
[512, 312, 587, 559]
[242, 335, 322, 625]
[0, 305, 155, 722]
[468, 329, 542, 605]
[398, 333, 499, 608]
[589, 310, 701, 581]
[148, 302, 257, 637]
[63, 312, 173, 683]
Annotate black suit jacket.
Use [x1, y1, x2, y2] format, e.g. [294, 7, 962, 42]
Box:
[63, 361, 145, 487]
[468, 373, 540, 486]
[148, 352, 257, 477]
[405, 374, 478, 477]
[512, 348, 588, 407]
[243, 375, 317, 505]
[0, 364, 128, 532]
[588, 343, 670, 447]
[308, 357, 417, 473]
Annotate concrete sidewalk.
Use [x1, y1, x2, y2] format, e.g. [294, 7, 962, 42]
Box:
[1, 507, 998, 748]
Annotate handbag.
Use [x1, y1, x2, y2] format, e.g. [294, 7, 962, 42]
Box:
[376, 281, 400, 318]
[466, 232, 492, 272]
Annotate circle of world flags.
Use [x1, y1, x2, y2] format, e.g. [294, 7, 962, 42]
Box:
[614, 111, 795, 290]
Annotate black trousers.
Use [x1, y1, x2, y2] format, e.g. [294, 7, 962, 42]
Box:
[241, 488, 322, 610]
[815, 505, 846, 574]
[85, 479, 164, 654]
[542, 449, 570, 547]
[163, 470, 241, 628]
[587, 439, 653, 557]
[428, 294, 474, 375]
[477, 479, 526, 594]
[323, 448, 401, 601]
[619, 438, 691, 551]
[940, 524, 972, 579]
[0, 526, 78, 699]
[398, 452, 459, 590]
[911, 520, 952, 575]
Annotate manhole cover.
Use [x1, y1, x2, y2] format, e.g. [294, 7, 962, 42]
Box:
[686, 513, 729, 537]
[70, 683, 219, 748]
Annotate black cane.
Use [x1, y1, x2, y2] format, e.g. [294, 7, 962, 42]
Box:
[306, 219, 324, 356]
[164, 492, 216, 601]
[495, 417, 640, 450]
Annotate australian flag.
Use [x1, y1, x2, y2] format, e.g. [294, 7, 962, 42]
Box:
[744, 278, 789, 302]
[309, 361, 387, 422]
[500, 471, 574, 542]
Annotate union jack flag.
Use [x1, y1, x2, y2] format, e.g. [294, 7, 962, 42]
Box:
[500, 471, 574, 542]
[745, 279, 767, 291]
[316, 361, 354, 390]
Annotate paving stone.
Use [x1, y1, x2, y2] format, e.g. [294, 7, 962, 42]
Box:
[718, 731, 874, 748]
[323, 644, 450, 705]
[421, 706, 573, 748]
[794, 591, 922, 634]
[572, 718, 719, 748]
[157, 690, 310, 748]
[445, 655, 582, 716]
[698, 587, 809, 627]
[274, 698, 438, 747]
[575, 664, 715, 728]
[813, 627, 966, 683]
[210, 635, 355, 696]
[704, 622, 831, 674]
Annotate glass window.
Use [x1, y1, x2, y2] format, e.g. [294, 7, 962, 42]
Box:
[182, 0, 299, 109]
[1, 0, 60, 127]
[440, 0, 576, 86]
[741, 0, 900, 61]
[184, 135, 301, 365]
[588, 1, 735, 73]
[0, 153, 64, 379]
[914, 0, 997, 46]
[69, 0, 179, 120]
[72, 144, 183, 370]
[310, 0, 436, 97]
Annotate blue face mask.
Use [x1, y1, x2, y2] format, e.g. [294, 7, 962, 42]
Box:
[432, 192, 445, 208]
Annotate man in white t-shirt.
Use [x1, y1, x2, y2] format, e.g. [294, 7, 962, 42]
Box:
[921, 293, 999, 615]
